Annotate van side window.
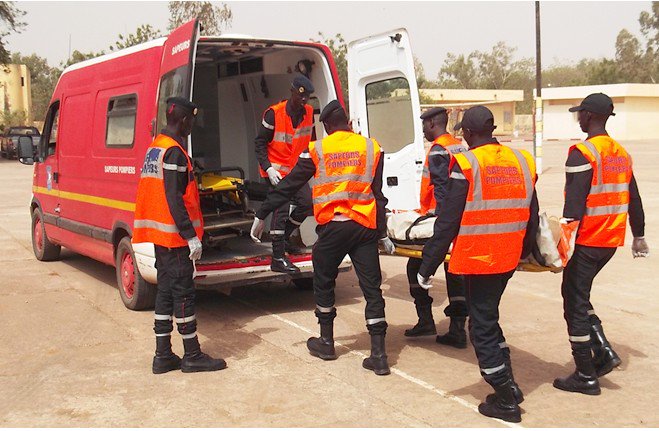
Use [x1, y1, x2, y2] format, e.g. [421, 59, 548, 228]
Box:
[41, 102, 60, 158]
[106, 94, 137, 148]
[157, 66, 188, 134]
[365, 77, 414, 154]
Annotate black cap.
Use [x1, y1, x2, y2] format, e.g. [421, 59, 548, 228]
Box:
[454, 105, 497, 133]
[291, 75, 314, 94]
[319, 100, 345, 122]
[166, 97, 198, 116]
[569, 93, 615, 116]
[420, 106, 447, 120]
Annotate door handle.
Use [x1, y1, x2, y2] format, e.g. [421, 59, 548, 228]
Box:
[53, 172, 59, 183]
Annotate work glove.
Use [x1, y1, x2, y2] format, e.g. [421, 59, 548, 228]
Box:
[632, 236, 649, 258]
[417, 273, 432, 290]
[187, 237, 203, 261]
[379, 237, 396, 255]
[250, 217, 265, 243]
[266, 167, 282, 186]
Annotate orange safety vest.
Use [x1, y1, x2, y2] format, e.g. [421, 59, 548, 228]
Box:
[449, 144, 536, 275]
[132, 134, 204, 247]
[308, 131, 382, 229]
[259, 100, 314, 178]
[419, 134, 468, 215]
[570, 135, 632, 247]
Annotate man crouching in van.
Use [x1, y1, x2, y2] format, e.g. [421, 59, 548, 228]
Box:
[133, 97, 226, 374]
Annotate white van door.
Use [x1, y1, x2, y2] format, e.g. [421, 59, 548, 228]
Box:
[347, 28, 424, 211]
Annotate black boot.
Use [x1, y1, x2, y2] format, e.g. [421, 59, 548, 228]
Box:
[362, 334, 390, 376]
[181, 336, 227, 373]
[152, 336, 181, 374]
[478, 379, 522, 423]
[436, 317, 468, 348]
[553, 347, 600, 395]
[485, 361, 524, 404]
[404, 304, 436, 337]
[591, 323, 621, 377]
[307, 323, 337, 360]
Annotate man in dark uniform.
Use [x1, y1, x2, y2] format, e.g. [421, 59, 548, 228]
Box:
[553, 93, 648, 395]
[418, 106, 539, 423]
[404, 107, 468, 349]
[134, 97, 226, 374]
[250, 100, 396, 376]
[254, 75, 316, 274]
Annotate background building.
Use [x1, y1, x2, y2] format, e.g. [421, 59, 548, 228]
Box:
[541, 84, 659, 140]
[0, 64, 33, 128]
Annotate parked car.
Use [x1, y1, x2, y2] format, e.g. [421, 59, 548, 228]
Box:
[1, 126, 40, 159]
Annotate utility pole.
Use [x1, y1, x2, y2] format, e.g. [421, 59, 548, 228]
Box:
[534, 1, 543, 174]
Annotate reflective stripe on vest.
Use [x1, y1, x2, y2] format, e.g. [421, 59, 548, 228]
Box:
[449, 145, 534, 275]
[309, 132, 380, 229]
[573, 136, 631, 247]
[419, 135, 467, 215]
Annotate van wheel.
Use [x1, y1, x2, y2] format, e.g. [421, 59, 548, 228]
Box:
[31, 207, 61, 261]
[293, 277, 314, 290]
[116, 237, 156, 310]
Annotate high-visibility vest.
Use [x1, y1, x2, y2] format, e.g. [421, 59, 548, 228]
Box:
[259, 100, 314, 178]
[570, 135, 632, 247]
[132, 134, 204, 247]
[449, 144, 536, 275]
[419, 134, 468, 215]
[308, 131, 382, 229]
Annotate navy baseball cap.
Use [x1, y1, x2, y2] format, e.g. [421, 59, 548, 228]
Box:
[569, 93, 615, 116]
[454, 105, 497, 132]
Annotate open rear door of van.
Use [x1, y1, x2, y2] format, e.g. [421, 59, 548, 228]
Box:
[347, 29, 424, 211]
[155, 19, 200, 150]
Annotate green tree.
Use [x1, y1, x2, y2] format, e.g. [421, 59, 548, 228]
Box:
[437, 53, 479, 89]
[60, 49, 105, 69]
[168, 1, 232, 36]
[313, 32, 349, 108]
[0, 108, 27, 132]
[0, 1, 25, 65]
[110, 24, 163, 52]
[10, 53, 59, 120]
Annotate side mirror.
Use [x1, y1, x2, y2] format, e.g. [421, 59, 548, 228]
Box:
[17, 136, 34, 165]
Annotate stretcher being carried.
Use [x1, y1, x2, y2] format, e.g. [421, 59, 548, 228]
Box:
[384, 211, 563, 273]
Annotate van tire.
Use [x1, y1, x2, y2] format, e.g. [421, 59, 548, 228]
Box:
[31, 207, 61, 261]
[116, 236, 156, 310]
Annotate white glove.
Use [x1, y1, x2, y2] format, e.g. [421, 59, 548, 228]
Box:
[250, 217, 265, 242]
[379, 237, 396, 254]
[417, 273, 432, 290]
[632, 236, 649, 258]
[187, 237, 203, 261]
[266, 167, 282, 186]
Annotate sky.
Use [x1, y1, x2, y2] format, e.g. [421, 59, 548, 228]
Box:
[5, 1, 652, 79]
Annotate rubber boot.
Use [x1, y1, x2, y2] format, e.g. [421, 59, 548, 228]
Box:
[486, 361, 524, 404]
[404, 304, 436, 337]
[307, 323, 337, 360]
[181, 336, 227, 373]
[271, 234, 300, 273]
[591, 323, 621, 377]
[152, 335, 181, 374]
[362, 334, 390, 376]
[436, 317, 468, 348]
[553, 346, 601, 395]
[478, 379, 522, 423]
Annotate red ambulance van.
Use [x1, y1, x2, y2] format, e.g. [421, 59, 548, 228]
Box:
[18, 20, 424, 310]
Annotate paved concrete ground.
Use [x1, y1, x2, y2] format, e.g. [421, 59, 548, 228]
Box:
[0, 139, 657, 427]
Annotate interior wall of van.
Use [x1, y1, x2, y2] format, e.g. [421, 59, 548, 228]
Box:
[191, 42, 338, 189]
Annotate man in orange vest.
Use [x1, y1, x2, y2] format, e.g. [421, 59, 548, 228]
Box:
[404, 107, 469, 348]
[133, 97, 226, 374]
[254, 75, 316, 274]
[250, 100, 396, 376]
[418, 106, 539, 423]
[553, 93, 648, 395]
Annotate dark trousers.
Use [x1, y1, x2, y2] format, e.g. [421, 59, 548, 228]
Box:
[561, 244, 616, 342]
[312, 220, 387, 335]
[153, 245, 197, 337]
[407, 257, 467, 317]
[465, 270, 515, 387]
[270, 182, 313, 234]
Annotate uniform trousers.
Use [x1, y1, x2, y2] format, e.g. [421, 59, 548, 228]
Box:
[312, 219, 387, 335]
[561, 244, 616, 343]
[153, 245, 197, 338]
[464, 269, 515, 387]
[407, 258, 467, 317]
[269, 182, 313, 235]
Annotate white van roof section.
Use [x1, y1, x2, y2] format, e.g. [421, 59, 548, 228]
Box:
[61, 37, 168, 75]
